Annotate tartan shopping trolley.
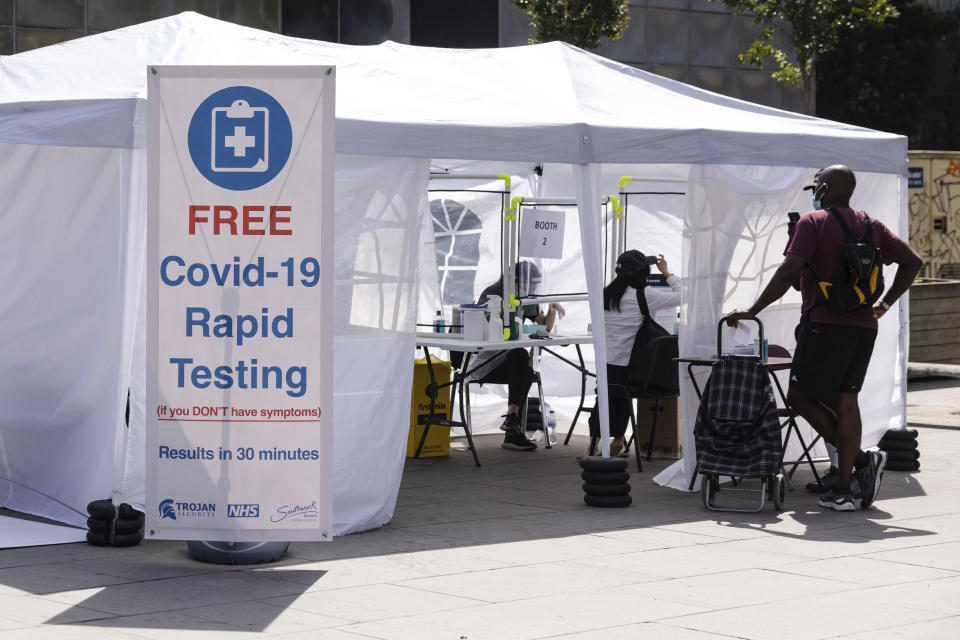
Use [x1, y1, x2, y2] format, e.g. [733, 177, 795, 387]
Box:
[694, 317, 786, 512]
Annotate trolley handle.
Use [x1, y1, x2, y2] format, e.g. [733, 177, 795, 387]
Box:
[717, 316, 764, 358]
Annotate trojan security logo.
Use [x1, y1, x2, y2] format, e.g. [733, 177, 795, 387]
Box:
[159, 498, 216, 520]
[159, 499, 177, 520]
[187, 86, 292, 191]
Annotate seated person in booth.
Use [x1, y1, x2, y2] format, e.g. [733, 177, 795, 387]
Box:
[581, 250, 680, 458]
[474, 261, 565, 451]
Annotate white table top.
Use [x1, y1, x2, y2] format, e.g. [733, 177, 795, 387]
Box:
[416, 332, 594, 352]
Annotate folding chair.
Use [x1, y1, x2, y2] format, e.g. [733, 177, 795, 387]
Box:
[606, 335, 680, 472]
[767, 343, 823, 490]
[448, 350, 547, 455]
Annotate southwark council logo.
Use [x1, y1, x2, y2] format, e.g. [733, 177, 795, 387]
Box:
[187, 86, 292, 191]
[270, 500, 318, 523]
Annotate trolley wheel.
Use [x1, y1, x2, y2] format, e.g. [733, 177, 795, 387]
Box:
[701, 473, 715, 508]
[772, 473, 785, 510]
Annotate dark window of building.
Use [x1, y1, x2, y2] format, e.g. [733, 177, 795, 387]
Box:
[282, 0, 338, 42]
[411, 0, 498, 48]
[88, 0, 151, 31]
[219, 0, 279, 31]
[0, 1, 13, 25]
[341, 0, 393, 45]
[0, 27, 12, 54]
[16, 0, 83, 30]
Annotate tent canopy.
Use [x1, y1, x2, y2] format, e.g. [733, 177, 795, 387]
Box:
[0, 12, 909, 536]
[0, 12, 905, 171]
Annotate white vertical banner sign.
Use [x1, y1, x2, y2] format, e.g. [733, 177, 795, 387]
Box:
[146, 66, 334, 542]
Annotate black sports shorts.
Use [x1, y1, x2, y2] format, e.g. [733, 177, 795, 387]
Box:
[790, 317, 878, 404]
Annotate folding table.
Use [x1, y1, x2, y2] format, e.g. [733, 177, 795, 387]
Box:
[414, 332, 594, 466]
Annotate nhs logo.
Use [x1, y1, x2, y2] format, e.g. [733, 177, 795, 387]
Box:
[227, 503, 260, 518]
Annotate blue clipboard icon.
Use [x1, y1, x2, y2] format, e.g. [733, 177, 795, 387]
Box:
[210, 99, 269, 173]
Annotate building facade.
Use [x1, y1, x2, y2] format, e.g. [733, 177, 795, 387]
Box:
[0, 0, 809, 112]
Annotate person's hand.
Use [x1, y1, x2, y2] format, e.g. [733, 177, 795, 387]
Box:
[656, 254, 671, 278]
[549, 302, 566, 319]
[724, 310, 755, 328]
[873, 305, 887, 319]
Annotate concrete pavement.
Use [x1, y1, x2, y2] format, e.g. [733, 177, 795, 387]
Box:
[0, 377, 958, 639]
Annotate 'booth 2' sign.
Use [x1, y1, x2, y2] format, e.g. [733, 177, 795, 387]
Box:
[519, 208, 565, 260]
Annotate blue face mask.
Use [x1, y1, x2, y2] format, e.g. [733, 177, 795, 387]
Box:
[812, 183, 827, 210]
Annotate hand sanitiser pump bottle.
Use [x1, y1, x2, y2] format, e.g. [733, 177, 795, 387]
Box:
[486, 295, 503, 341]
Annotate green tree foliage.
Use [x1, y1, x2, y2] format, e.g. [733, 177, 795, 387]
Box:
[513, 0, 630, 50]
[817, 1, 960, 149]
[711, 0, 899, 114]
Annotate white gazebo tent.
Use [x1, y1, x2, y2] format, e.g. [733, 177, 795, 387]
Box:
[0, 12, 908, 537]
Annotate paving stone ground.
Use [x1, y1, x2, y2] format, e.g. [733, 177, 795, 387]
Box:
[0, 377, 957, 639]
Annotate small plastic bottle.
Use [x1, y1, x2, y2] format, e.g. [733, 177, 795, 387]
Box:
[546, 408, 558, 445]
[434, 309, 445, 333]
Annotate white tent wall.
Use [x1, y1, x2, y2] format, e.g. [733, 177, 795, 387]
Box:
[120, 155, 428, 536]
[654, 165, 906, 490]
[123, 266, 148, 514]
[0, 143, 141, 528]
[328, 155, 427, 535]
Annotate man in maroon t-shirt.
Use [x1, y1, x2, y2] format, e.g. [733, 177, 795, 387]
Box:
[727, 165, 922, 511]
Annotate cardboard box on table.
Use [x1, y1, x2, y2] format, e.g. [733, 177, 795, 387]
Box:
[407, 358, 451, 457]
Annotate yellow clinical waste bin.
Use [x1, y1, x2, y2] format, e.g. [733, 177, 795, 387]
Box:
[407, 358, 451, 457]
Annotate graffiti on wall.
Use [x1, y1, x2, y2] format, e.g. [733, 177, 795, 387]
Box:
[908, 159, 960, 279]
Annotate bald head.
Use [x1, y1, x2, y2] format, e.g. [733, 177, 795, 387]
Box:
[815, 164, 856, 207]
